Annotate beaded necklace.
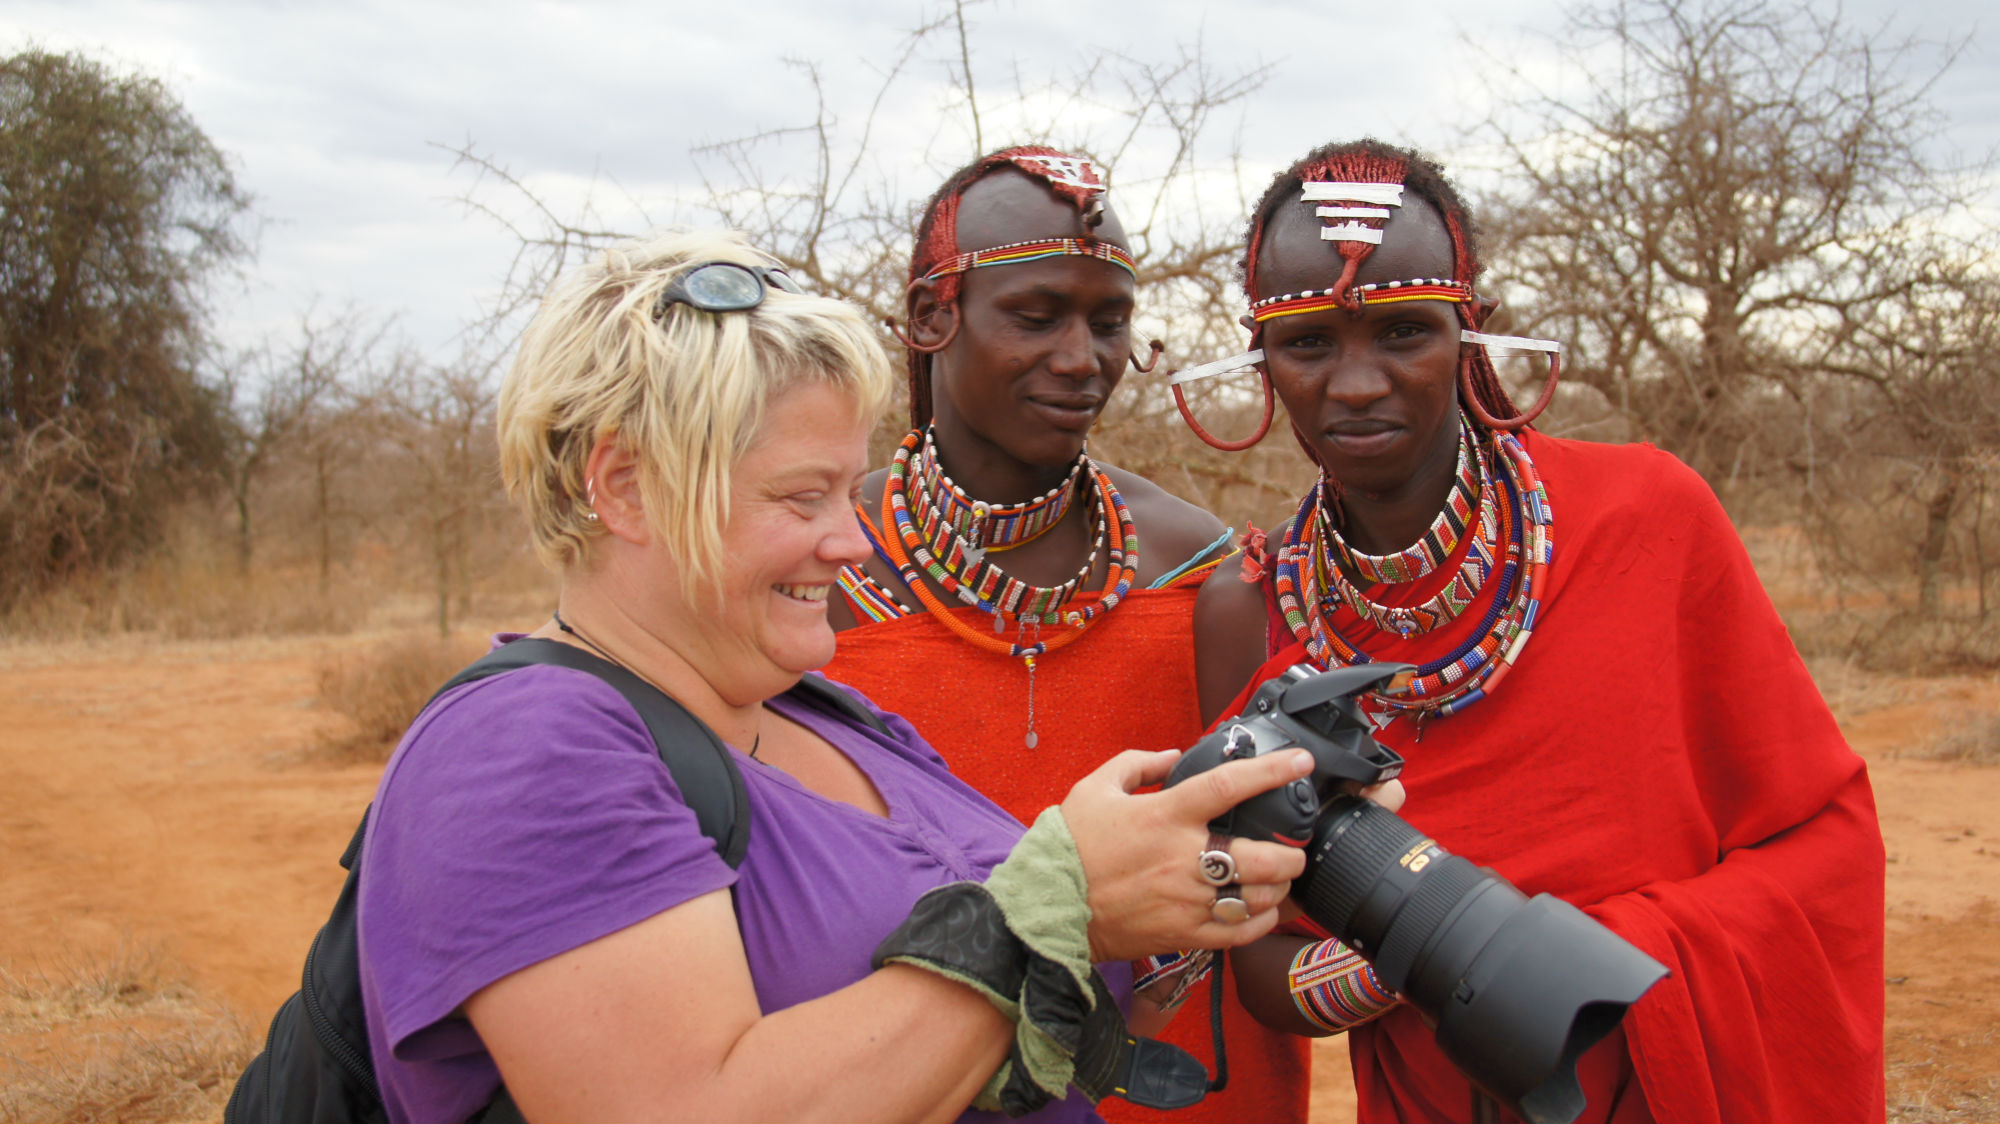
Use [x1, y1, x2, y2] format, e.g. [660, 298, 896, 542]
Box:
[917, 426, 1084, 559]
[900, 433, 1103, 623]
[1326, 419, 1480, 585]
[1273, 425, 1552, 722]
[1319, 461, 1501, 640]
[876, 428, 1140, 747]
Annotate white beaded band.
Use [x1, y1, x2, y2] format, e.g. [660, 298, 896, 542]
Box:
[1167, 349, 1265, 386]
[1463, 330, 1561, 355]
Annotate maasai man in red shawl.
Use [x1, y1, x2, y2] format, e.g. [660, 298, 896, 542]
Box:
[824, 148, 1317, 1123]
[1179, 138, 1886, 1123]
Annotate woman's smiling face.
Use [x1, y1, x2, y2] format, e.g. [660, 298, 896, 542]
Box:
[1253, 194, 1464, 502]
[695, 379, 874, 696]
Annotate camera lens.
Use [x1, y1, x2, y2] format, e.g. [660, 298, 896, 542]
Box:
[1294, 796, 1667, 1124]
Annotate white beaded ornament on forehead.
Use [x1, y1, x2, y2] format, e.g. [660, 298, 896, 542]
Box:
[1302, 182, 1405, 244]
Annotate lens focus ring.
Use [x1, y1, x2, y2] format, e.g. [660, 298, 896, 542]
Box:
[1370, 853, 1485, 993]
[1296, 797, 1426, 941]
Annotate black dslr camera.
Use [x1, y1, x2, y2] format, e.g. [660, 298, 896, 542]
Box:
[1167, 664, 1668, 1124]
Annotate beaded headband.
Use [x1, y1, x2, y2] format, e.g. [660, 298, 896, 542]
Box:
[921, 237, 1138, 282]
[1250, 278, 1475, 322]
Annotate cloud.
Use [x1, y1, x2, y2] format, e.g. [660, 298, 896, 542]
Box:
[4, 0, 1993, 360]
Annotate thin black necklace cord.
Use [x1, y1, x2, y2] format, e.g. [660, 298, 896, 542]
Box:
[550, 608, 763, 761]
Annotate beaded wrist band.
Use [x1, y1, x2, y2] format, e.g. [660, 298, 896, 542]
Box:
[1289, 938, 1398, 1032]
[1134, 948, 1215, 1012]
[923, 237, 1138, 282]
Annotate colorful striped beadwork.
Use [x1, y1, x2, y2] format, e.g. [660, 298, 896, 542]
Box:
[1134, 948, 1215, 1011]
[1250, 277, 1474, 322]
[1323, 486, 1499, 639]
[1329, 419, 1480, 585]
[1289, 939, 1397, 1032]
[836, 564, 907, 623]
[916, 426, 1084, 555]
[922, 237, 1138, 282]
[876, 429, 1139, 661]
[896, 435, 1102, 623]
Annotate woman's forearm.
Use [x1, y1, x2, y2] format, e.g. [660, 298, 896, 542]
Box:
[468, 891, 1012, 1123]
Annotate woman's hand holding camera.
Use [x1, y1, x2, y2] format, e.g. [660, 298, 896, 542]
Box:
[1061, 747, 1316, 962]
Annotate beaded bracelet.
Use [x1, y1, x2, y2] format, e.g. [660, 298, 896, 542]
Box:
[1289, 938, 1398, 1033]
[1134, 948, 1215, 1012]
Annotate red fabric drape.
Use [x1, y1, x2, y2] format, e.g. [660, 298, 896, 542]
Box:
[825, 586, 1313, 1124]
[1222, 432, 1885, 1123]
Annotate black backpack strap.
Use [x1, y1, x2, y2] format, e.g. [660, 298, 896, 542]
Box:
[785, 672, 892, 737]
[432, 637, 751, 869]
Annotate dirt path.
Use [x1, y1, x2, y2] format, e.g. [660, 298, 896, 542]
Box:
[1, 636, 1995, 1121]
[0, 637, 381, 1021]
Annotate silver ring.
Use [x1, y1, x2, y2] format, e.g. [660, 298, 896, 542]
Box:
[1197, 833, 1237, 887]
[1210, 889, 1250, 924]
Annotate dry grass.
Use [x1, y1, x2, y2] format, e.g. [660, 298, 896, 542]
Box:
[0, 944, 253, 1124]
[1908, 707, 2000, 766]
[312, 631, 491, 762]
[1, 552, 366, 643]
[1889, 1038, 2000, 1123]
[1803, 657, 1950, 722]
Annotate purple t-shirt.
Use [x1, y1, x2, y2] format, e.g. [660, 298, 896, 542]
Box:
[356, 645, 1125, 1124]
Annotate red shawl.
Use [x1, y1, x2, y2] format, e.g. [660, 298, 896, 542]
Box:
[824, 585, 1313, 1124]
[1225, 432, 1884, 1123]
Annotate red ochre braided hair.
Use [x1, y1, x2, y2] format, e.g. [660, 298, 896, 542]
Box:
[903, 145, 1111, 430]
[1241, 138, 1524, 432]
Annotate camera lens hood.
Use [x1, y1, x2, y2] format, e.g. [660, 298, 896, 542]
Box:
[1430, 894, 1668, 1124]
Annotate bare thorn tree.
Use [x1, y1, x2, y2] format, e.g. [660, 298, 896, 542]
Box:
[445, 15, 1311, 523]
[218, 306, 385, 574]
[1474, 0, 1976, 481]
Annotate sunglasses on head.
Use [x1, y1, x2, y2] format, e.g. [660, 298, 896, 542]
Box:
[653, 261, 805, 320]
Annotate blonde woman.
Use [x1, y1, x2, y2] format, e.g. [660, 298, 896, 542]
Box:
[351, 231, 1315, 1124]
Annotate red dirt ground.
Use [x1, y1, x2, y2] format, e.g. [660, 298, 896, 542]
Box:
[1, 634, 1995, 1122]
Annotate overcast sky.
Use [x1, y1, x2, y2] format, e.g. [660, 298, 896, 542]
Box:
[6, 0, 1995, 365]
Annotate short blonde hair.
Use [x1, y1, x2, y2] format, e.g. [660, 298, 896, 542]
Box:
[498, 231, 895, 593]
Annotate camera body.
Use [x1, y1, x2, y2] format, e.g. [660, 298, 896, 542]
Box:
[1169, 662, 1667, 1124]
[1169, 662, 1407, 844]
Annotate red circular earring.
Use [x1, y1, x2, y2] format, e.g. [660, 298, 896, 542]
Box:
[1459, 348, 1561, 431]
[1173, 368, 1275, 452]
[888, 280, 960, 354]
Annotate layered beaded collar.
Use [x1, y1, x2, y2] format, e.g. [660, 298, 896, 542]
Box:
[915, 426, 1085, 558]
[1272, 420, 1553, 725]
[875, 429, 1140, 748]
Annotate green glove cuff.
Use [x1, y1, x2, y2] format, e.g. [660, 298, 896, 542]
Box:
[982, 806, 1095, 1005]
[872, 810, 1209, 1117]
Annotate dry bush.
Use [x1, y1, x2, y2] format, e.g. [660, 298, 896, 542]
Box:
[314, 631, 491, 762]
[4, 559, 366, 643]
[1910, 707, 2000, 766]
[0, 508, 369, 642]
[0, 944, 252, 1124]
[1784, 607, 2000, 674]
[1802, 658, 1948, 724]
